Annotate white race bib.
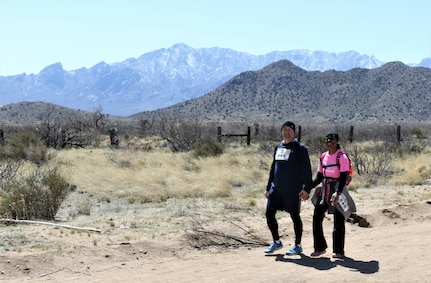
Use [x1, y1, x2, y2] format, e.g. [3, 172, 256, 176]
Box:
[275, 148, 291, 161]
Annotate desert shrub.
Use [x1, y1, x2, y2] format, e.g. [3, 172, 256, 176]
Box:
[410, 127, 425, 139]
[2, 130, 48, 164]
[409, 144, 422, 153]
[347, 141, 396, 184]
[158, 116, 216, 152]
[0, 165, 70, 220]
[192, 138, 224, 158]
[0, 158, 23, 191]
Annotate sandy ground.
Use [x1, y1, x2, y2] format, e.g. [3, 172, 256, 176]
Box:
[1, 185, 431, 283]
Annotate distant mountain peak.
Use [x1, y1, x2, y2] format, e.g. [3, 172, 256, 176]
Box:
[0, 44, 429, 117]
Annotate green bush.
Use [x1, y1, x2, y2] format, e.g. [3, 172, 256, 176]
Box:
[0, 165, 70, 220]
[192, 138, 224, 158]
[1, 131, 48, 164]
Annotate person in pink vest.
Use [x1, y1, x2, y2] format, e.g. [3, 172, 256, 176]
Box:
[310, 132, 350, 259]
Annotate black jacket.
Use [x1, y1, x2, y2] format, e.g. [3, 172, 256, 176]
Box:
[266, 139, 313, 213]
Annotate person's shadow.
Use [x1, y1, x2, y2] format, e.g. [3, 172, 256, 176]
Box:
[266, 253, 379, 274]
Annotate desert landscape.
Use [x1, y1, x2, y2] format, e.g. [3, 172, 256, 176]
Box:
[2, 2, 430, 281]
[1, 136, 431, 282]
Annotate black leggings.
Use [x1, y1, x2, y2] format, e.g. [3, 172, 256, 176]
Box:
[312, 203, 345, 255]
[266, 207, 303, 245]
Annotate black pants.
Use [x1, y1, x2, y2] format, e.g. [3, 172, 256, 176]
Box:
[266, 207, 303, 245]
[312, 203, 345, 255]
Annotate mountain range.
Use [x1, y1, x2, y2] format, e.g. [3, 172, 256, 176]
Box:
[136, 60, 431, 125]
[1, 59, 430, 126]
[2, 43, 429, 117]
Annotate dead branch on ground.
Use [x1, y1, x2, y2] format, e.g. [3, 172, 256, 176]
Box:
[0, 218, 102, 233]
[185, 219, 267, 250]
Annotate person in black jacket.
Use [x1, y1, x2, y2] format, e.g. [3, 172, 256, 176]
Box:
[264, 121, 313, 255]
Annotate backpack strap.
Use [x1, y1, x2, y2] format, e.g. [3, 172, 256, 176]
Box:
[320, 151, 343, 178]
[335, 151, 344, 167]
[320, 151, 340, 169]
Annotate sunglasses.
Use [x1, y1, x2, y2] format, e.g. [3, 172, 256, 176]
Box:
[325, 137, 336, 141]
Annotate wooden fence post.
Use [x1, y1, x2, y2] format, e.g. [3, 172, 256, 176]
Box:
[397, 125, 402, 142]
[297, 126, 302, 143]
[217, 127, 222, 143]
[247, 126, 251, 146]
[349, 126, 354, 142]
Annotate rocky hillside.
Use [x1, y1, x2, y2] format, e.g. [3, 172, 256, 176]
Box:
[135, 60, 431, 125]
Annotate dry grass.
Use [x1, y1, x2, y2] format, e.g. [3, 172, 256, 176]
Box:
[54, 140, 271, 206]
[392, 153, 431, 186]
[1, 138, 275, 250]
[52, 137, 431, 204]
[2, 136, 431, 257]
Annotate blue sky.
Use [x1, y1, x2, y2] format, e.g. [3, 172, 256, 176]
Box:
[0, 0, 430, 76]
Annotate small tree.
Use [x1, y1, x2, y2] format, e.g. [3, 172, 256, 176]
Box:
[36, 104, 108, 148]
[158, 115, 213, 152]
